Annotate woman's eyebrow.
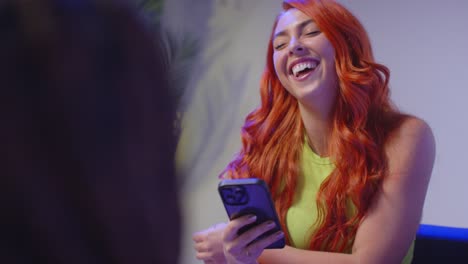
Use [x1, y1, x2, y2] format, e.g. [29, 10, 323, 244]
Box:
[273, 19, 315, 40]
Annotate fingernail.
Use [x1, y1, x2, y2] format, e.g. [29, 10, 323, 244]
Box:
[248, 215, 257, 221]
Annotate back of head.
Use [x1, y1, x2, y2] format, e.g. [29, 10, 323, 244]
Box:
[0, 0, 179, 263]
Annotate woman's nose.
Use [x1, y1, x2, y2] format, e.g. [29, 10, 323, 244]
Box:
[289, 38, 306, 55]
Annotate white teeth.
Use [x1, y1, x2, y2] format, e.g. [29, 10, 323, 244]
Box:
[292, 61, 318, 77]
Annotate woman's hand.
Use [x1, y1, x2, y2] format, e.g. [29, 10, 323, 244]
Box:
[193, 222, 228, 263]
[222, 215, 284, 264]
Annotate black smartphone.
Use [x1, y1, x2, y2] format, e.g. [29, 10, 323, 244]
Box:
[218, 178, 285, 249]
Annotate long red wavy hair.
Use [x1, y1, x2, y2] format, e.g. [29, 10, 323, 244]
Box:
[222, 0, 404, 253]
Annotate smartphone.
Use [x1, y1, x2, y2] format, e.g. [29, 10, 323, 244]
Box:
[218, 178, 285, 249]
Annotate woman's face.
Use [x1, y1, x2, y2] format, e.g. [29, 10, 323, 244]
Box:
[272, 8, 338, 111]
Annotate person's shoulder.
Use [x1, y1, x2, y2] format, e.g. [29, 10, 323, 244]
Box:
[386, 115, 434, 147]
[385, 115, 436, 178]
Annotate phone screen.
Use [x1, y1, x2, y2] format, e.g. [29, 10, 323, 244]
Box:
[218, 178, 285, 249]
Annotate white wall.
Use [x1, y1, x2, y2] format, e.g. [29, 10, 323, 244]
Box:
[339, 0, 468, 230]
[163, 1, 468, 263]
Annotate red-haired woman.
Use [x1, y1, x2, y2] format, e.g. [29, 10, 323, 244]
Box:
[193, 0, 435, 263]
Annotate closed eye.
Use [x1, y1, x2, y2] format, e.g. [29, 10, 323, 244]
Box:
[274, 43, 286, 50]
[306, 31, 320, 36]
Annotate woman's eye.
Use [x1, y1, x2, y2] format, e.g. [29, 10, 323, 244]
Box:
[274, 43, 285, 50]
[306, 31, 320, 36]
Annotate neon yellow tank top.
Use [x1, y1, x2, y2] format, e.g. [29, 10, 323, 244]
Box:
[285, 141, 414, 263]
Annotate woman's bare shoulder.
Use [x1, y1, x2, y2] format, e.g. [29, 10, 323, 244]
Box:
[386, 116, 434, 147]
[385, 115, 435, 178]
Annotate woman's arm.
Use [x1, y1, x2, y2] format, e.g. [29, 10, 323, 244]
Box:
[258, 117, 436, 264]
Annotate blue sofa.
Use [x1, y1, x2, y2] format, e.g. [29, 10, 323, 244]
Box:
[413, 224, 468, 263]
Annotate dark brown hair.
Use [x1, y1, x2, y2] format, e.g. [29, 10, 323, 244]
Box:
[0, 0, 179, 263]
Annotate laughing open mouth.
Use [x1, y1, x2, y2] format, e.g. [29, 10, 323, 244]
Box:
[291, 60, 318, 78]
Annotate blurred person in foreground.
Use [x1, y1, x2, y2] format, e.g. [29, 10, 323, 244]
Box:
[0, 0, 179, 263]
